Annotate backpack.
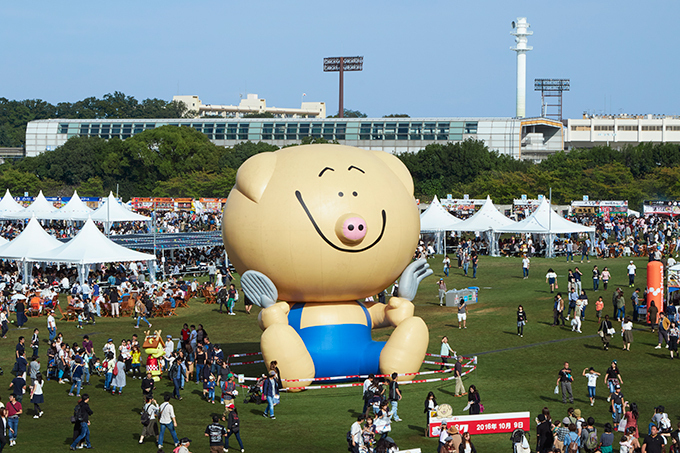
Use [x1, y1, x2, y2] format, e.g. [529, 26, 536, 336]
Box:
[346, 431, 353, 451]
[140, 405, 151, 426]
[584, 427, 598, 451]
[660, 413, 672, 431]
[168, 361, 178, 380]
[71, 403, 82, 424]
[566, 432, 579, 451]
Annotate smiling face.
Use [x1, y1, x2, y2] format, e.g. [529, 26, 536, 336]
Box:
[222, 144, 419, 302]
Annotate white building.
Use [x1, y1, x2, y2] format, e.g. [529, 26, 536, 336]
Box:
[565, 114, 680, 148]
[173, 94, 326, 119]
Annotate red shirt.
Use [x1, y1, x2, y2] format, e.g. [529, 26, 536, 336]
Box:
[7, 401, 21, 417]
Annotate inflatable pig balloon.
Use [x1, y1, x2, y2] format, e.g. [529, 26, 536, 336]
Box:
[222, 144, 431, 386]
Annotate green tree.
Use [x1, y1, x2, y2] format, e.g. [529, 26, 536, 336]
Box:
[329, 109, 367, 118]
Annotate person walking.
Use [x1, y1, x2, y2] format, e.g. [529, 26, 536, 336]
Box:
[262, 370, 279, 419]
[471, 251, 478, 279]
[601, 267, 611, 291]
[546, 268, 557, 293]
[668, 321, 679, 359]
[582, 367, 600, 407]
[68, 358, 84, 397]
[139, 396, 159, 445]
[388, 372, 402, 422]
[605, 360, 623, 402]
[457, 298, 467, 329]
[627, 261, 636, 287]
[592, 265, 600, 291]
[453, 356, 466, 397]
[227, 284, 237, 315]
[557, 362, 574, 404]
[29, 372, 44, 418]
[442, 255, 451, 277]
[522, 255, 530, 279]
[622, 317, 634, 351]
[225, 407, 245, 453]
[552, 294, 565, 327]
[595, 296, 604, 322]
[6, 395, 21, 447]
[517, 305, 527, 337]
[599, 315, 614, 350]
[134, 298, 152, 328]
[204, 414, 227, 453]
[69, 394, 93, 451]
[158, 394, 180, 449]
[171, 357, 188, 400]
[437, 279, 446, 306]
[439, 336, 454, 370]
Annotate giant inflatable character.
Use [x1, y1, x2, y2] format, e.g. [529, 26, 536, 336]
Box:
[143, 330, 165, 382]
[222, 144, 432, 386]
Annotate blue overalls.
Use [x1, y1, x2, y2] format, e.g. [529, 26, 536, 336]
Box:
[288, 301, 386, 378]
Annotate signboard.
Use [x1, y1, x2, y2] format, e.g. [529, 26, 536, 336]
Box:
[199, 198, 228, 212]
[571, 200, 628, 217]
[644, 201, 680, 216]
[428, 411, 530, 437]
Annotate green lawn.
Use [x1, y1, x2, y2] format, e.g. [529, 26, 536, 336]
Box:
[3, 254, 672, 452]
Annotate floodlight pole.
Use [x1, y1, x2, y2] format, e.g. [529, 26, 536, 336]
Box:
[324, 56, 364, 118]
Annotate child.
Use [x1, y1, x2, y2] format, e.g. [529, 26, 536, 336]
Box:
[76, 312, 85, 329]
[130, 346, 141, 379]
[619, 435, 632, 453]
[582, 367, 600, 407]
[595, 297, 604, 321]
[206, 374, 216, 404]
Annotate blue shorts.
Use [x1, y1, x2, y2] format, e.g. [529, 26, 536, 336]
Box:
[588, 386, 596, 398]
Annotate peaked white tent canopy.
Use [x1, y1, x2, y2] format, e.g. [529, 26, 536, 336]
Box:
[0, 236, 8, 246]
[0, 190, 25, 217]
[26, 218, 156, 284]
[5, 190, 57, 220]
[419, 196, 461, 254]
[0, 216, 65, 283]
[49, 190, 94, 221]
[449, 196, 519, 256]
[494, 197, 596, 257]
[91, 192, 151, 233]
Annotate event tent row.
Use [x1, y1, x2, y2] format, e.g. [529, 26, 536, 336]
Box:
[0, 190, 151, 232]
[0, 217, 156, 284]
[419, 196, 596, 258]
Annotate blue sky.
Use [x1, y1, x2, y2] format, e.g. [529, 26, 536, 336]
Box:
[1, 1, 678, 119]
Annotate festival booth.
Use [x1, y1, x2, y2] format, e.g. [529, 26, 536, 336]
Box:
[449, 196, 518, 256]
[420, 196, 461, 254]
[0, 216, 65, 284]
[91, 192, 151, 234]
[4, 190, 57, 220]
[494, 198, 596, 258]
[0, 190, 25, 218]
[49, 190, 94, 221]
[26, 218, 157, 284]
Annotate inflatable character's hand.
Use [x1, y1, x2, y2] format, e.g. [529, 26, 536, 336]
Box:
[397, 258, 433, 301]
[241, 270, 278, 308]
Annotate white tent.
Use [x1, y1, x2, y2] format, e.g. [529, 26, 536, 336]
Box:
[0, 236, 8, 246]
[0, 216, 65, 283]
[91, 192, 151, 233]
[26, 218, 156, 284]
[420, 196, 461, 254]
[494, 197, 596, 258]
[0, 190, 25, 218]
[450, 196, 519, 256]
[6, 190, 57, 220]
[49, 190, 94, 221]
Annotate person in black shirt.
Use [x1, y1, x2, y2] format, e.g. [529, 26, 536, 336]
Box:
[642, 425, 665, 453]
[536, 414, 554, 453]
[557, 362, 574, 404]
[225, 407, 244, 452]
[141, 372, 155, 398]
[70, 394, 93, 450]
[15, 337, 25, 359]
[204, 414, 227, 452]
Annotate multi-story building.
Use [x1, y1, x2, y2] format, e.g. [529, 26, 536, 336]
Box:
[565, 113, 680, 148]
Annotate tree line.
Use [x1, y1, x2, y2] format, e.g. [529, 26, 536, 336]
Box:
[0, 92, 188, 148]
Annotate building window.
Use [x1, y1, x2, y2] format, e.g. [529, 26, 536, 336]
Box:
[238, 124, 249, 140]
[79, 124, 89, 135]
[437, 122, 450, 140]
[360, 123, 371, 140]
[322, 124, 334, 139]
[59, 124, 69, 134]
[226, 124, 237, 140]
[593, 125, 614, 131]
[274, 123, 285, 140]
[397, 123, 409, 140]
[372, 123, 384, 140]
[311, 123, 322, 138]
[335, 123, 346, 140]
[571, 125, 590, 131]
[617, 125, 636, 131]
[299, 123, 310, 136]
[464, 122, 478, 134]
[384, 123, 396, 140]
[409, 122, 423, 140]
[262, 123, 273, 140]
[667, 125, 680, 131]
[90, 125, 100, 135]
[641, 125, 662, 131]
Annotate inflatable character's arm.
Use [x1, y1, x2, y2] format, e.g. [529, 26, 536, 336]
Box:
[242, 270, 291, 330]
[382, 258, 433, 327]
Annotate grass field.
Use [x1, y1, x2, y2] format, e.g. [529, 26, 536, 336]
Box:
[1, 254, 673, 452]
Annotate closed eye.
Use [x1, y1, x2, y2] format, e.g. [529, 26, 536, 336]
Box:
[348, 165, 365, 174]
[318, 167, 335, 177]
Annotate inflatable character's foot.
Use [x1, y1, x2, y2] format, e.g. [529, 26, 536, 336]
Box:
[379, 316, 428, 380]
[261, 323, 315, 390]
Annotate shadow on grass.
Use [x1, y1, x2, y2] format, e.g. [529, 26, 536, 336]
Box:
[646, 352, 672, 360]
[408, 424, 426, 435]
[582, 344, 607, 350]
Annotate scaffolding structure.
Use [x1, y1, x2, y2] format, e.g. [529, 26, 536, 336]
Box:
[534, 79, 570, 122]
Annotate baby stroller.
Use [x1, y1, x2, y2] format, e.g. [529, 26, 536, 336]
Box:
[243, 375, 265, 404]
[511, 428, 531, 453]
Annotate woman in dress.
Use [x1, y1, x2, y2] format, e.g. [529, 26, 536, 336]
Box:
[111, 355, 127, 395]
[669, 322, 679, 359]
[598, 315, 614, 350]
[467, 385, 481, 415]
[621, 316, 634, 351]
[29, 372, 44, 418]
[622, 402, 639, 438]
[546, 268, 558, 293]
[517, 305, 527, 337]
[424, 391, 437, 431]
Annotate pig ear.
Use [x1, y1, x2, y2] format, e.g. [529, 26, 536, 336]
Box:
[371, 151, 414, 195]
[235, 152, 277, 203]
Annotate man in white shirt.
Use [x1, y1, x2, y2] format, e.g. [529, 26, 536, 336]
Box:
[349, 415, 365, 453]
[46, 310, 57, 342]
[158, 394, 179, 448]
[362, 374, 374, 414]
[164, 335, 174, 371]
[102, 339, 116, 357]
[627, 261, 636, 287]
[522, 255, 530, 279]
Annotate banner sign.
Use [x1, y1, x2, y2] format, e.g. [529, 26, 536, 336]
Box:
[644, 201, 680, 216]
[428, 411, 530, 437]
